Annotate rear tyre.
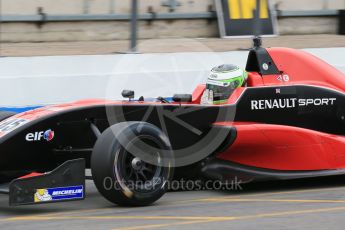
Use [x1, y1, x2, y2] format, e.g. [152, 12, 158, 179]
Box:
[0, 111, 16, 122]
[91, 122, 174, 206]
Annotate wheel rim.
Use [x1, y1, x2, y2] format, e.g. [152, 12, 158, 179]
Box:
[123, 150, 162, 187]
[114, 136, 166, 194]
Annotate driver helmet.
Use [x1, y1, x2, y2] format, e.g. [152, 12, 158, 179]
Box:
[202, 64, 247, 105]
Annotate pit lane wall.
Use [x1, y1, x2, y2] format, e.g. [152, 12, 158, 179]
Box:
[0, 48, 344, 108]
[1, 0, 345, 42]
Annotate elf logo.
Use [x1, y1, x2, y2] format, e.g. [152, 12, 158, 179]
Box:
[26, 129, 55, 142]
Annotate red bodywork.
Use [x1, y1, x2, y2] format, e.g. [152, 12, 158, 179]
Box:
[216, 122, 345, 171]
[214, 48, 345, 171]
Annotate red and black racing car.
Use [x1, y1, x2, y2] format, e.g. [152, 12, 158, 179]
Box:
[1, 39, 345, 207]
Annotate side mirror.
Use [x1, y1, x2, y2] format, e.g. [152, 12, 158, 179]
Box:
[122, 90, 135, 100]
[172, 94, 192, 103]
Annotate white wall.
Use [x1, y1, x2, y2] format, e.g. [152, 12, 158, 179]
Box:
[0, 48, 344, 107]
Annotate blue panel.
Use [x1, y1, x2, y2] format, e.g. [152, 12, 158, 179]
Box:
[34, 185, 84, 203]
[0, 106, 43, 113]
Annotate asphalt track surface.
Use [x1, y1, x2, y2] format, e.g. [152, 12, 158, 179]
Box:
[2, 176, 345, 230]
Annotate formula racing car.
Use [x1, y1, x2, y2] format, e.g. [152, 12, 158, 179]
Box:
[1, 39, 345, 206]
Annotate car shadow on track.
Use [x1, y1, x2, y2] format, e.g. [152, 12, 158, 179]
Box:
[216, 175, 345, 195]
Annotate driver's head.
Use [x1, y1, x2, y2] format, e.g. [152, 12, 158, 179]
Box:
[203, 64, 247, 104]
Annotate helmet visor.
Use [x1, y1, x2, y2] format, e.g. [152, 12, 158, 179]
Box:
[206, 83, 235, 102]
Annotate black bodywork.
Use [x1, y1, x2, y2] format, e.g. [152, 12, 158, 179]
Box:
[1, 84, 345, 175]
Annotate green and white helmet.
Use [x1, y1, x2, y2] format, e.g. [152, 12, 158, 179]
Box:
[203, 64, 247, 104]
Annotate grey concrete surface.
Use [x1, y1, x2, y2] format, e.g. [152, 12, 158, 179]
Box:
[2, 35, 345, 56]
[1, 177, 345, 229]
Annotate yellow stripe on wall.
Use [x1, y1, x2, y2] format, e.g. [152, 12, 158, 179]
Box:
[229, 0, 241, 19]
[241, 0, 256, 19]
[260, 0, 269, 19]
[228, 0, 269, 20]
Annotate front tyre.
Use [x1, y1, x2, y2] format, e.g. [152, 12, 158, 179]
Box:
[91, 122, 174, 206]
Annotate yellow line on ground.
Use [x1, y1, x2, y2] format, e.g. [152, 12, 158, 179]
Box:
[200, 198, 345, 203]
[33, 186, 345, 218]
[5, 206, 345, 223]
[4, 216, 231, 221]
[2, 186, 345, 222]
[180, 186, 345, 204]
[37, 208, 115, 217]
[234, 206, 345, 220]
[113, 220, 220, 230]
[114, 207, 345, 230]
[116, 206, 345, 230]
